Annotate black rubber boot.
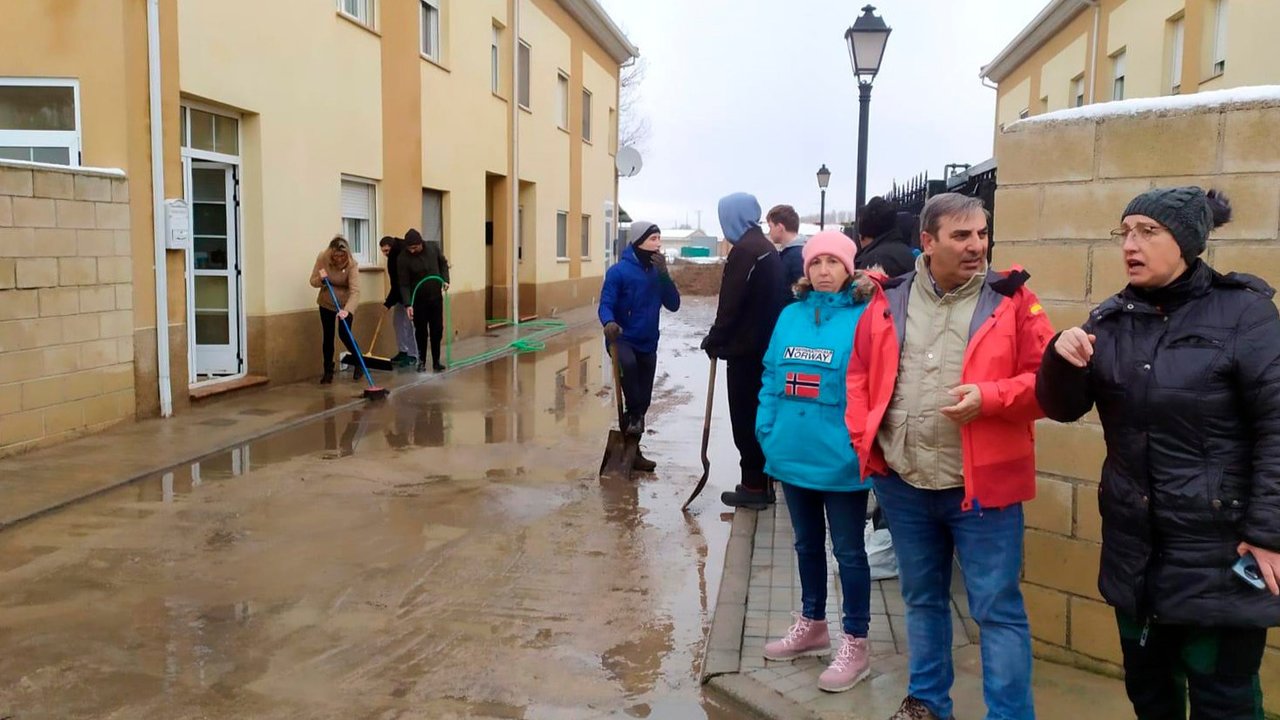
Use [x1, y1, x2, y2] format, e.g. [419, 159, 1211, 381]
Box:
[720, 487, 770, 510]
[320, 370, 334, 385]
[734, 482, 776, 504]
[632, 448, 657, 473]
[416, 360, 427, 373]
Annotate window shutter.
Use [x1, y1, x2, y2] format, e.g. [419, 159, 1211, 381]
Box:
[341, 181, 372, 220]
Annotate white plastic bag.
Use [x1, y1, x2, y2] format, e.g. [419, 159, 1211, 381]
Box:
[865, 518, 898, 581]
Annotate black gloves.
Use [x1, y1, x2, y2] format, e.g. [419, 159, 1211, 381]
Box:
[604, 322, 622, 342]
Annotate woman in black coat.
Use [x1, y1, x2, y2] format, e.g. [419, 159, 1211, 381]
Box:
[1036, 187, 1280, 720]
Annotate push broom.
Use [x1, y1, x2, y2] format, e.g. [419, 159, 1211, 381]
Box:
[340, 309, 395, 371]
[322, 276, 390, 400]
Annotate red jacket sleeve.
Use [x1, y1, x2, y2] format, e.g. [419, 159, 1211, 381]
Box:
[977, 287, 1056, 423]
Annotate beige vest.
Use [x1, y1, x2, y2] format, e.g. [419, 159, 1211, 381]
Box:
[877, 257, 985, 490]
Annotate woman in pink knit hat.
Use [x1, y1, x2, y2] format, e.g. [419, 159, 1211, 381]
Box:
[756, 230, 876, 692]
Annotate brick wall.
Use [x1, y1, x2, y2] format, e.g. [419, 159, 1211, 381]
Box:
[0, 162, 135, 458]
[995, 97, 1280, 700]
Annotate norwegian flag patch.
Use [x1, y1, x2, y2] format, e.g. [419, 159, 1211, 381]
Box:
[785, 372, 822, 400]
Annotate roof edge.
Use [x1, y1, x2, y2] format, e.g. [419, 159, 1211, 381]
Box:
[980, 0, 1089, 84]
[556, 0, 639, 66]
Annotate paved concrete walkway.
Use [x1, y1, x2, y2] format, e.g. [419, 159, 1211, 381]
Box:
[0, 307, 595, 529]
[703, 490, 1133, 720]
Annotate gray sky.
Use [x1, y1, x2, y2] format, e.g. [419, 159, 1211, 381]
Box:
[596, 0, 1047, 233]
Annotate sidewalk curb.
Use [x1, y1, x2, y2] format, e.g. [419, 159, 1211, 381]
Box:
[0, 318, 590, 531]
[701, 505, 824, 720]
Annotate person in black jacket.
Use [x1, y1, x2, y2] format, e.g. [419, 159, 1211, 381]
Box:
[854, 197, 915, 278]
[379, 236, 417, 367]
[397, 228, 450, 373]
[703, 192, 790, 510]
[1036, 187, 1280, 720]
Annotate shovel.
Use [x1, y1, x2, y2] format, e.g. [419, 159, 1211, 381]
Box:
[599, 345, 638, 480]
[681, 358, 717, 511]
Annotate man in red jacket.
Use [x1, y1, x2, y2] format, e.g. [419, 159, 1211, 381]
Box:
[845, 193, 1055, 720]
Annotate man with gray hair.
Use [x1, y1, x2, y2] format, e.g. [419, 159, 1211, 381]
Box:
[845, 193, 1056, 720]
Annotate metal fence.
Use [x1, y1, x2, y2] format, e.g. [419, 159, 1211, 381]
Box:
[856, 158, 998, 260]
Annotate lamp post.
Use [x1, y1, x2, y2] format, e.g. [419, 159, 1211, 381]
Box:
[845, 5, 892, 216]
[816, 164, 831, 230]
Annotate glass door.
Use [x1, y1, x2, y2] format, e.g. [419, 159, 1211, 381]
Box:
[190, 161, 241, 377]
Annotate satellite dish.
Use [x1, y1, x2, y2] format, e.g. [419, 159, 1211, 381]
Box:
[616, 146, 643, 178]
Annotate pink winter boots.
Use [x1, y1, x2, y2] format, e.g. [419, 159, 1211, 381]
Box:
[762, 614, 870, 693]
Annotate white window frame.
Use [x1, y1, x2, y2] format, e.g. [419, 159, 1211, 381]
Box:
[1169, 16, 1185, 94]
[491, 23, 502, 94]
[337, 0, 375, 28]
[1112, 50, 1127, 101]
[1212, 0, 1228, 75]
[1071, 75, 1085, 108]
[340, 176, 378, 264]
[556, 72, 570, 129]
[420, 0, 441, 61]
[556, 211, 568, 260]
[582, 88, 593, 142]
[518, 41, 532, 110]
[0, 77, 81, 167]
[581, 214, 591, 260]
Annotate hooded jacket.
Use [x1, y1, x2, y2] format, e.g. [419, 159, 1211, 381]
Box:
[757, 277, 873, 492]
[397, 231, 450, 306]
[845, 266, 1055, 510]
[706, 193, 790, 359]
[310, 247, 360, 313]
[1036, 261, 1280, 627]
[855, 227, 916, 278]
[598, 245, 681, 354]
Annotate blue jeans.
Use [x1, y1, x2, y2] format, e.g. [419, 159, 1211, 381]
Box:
[780, 482, 872, 637]
[873, 472, 1034, 720]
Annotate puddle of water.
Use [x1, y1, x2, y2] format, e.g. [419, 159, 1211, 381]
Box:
[0, 303, 740, 719]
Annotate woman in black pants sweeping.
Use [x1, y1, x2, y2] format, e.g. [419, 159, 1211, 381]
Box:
[309, 235, 361, 383]
[397, 228, 450, 373]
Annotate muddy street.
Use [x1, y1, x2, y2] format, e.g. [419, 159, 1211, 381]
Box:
[0, 300, 743, 720]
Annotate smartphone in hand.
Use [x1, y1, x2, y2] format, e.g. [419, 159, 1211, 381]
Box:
[1234, 553, 1267, 590]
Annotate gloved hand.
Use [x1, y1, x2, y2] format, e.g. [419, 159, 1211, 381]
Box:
[700, 335, 717, 359]
[651, 253, 669, 276]
[603, 322, 622, 342]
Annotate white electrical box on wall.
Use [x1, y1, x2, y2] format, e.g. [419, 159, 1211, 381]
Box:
[164, 198, 191, 250]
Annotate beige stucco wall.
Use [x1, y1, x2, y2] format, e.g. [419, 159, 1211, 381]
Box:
[580, 52, 617, 278]
[995, 98, 1280, 708]
[997, 77, 1032, 129]
[1210, 0, 1280, 89]
[0, 163, 136, 457]
[1106, 0, 1185, 99]
[178, 0, 384, 319]
[1039, 33, 1089, 112]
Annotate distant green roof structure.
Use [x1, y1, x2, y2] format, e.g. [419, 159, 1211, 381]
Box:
[618, 207, 632, 223]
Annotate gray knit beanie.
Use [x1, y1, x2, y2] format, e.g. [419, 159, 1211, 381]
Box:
[627, 221, 660, 248]
[1121, 186, 1232, 260]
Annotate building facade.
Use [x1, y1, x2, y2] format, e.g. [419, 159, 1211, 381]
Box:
[0, 0, 633, 454]
[981, 0, 1280, 130]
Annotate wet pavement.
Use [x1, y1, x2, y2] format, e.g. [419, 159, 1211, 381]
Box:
[0, 300, 745, 719]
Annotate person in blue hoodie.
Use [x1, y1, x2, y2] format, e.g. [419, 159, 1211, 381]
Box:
[703, 192, 790, 509]
[598, 221, 681, 472]
[756, 230, 875, 693]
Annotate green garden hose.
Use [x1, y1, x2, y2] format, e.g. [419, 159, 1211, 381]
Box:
[409, 275, 566, 369]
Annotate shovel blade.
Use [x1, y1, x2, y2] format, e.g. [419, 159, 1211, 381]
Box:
[600, 430, 638, 480]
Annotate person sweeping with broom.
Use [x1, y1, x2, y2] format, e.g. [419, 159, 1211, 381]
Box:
[598, 221, 681, 473]
[310, 235, 361, 384]
[398, 228, 450, 373]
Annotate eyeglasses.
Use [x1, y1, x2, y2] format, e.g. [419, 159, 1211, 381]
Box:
[1109, 223, 1169, 244]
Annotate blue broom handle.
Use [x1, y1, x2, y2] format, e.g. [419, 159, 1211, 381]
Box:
[322, 275, 376, 387]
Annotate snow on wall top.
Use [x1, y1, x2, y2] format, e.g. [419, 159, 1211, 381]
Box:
[1007, 85, 1280, 131]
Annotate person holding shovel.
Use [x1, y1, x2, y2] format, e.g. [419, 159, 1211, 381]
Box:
[756, 231, 876, 693]
[598, 221, 681, 472]
[397, 228, 450, 373]
[309, 235, 361, 384]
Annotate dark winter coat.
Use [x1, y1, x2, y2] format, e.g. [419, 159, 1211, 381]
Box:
[383, 238, 405, 308]
[779, 241, 806, 288]
[397, 243, 450, 306]
[704, 226, 790, 360]
[1036, 261, 1280, 627]
[598, 246, 681, 354]
[855, 227, 916, 278]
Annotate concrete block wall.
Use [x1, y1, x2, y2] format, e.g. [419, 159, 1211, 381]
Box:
[0, 162, 135, 458]
[995, 97, 1280, 700]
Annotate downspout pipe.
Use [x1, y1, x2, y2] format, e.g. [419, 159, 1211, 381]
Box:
[511, 0, 520, 326]
[1085, 0, 1101, 104]
[146, 0, 173, 417]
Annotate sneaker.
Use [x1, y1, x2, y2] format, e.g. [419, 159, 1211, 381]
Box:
[416, 361, 427, 373]
[721, 487, 770, 510]
[818, 634, 870, 692]
[632, 449, 657, 473]
[762, 613, 830, 661]
[887, 696, 944, 720]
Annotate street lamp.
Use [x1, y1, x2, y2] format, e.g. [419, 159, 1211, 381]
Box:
[845, 4, 892, 215]
[816, 164, 831, 230]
